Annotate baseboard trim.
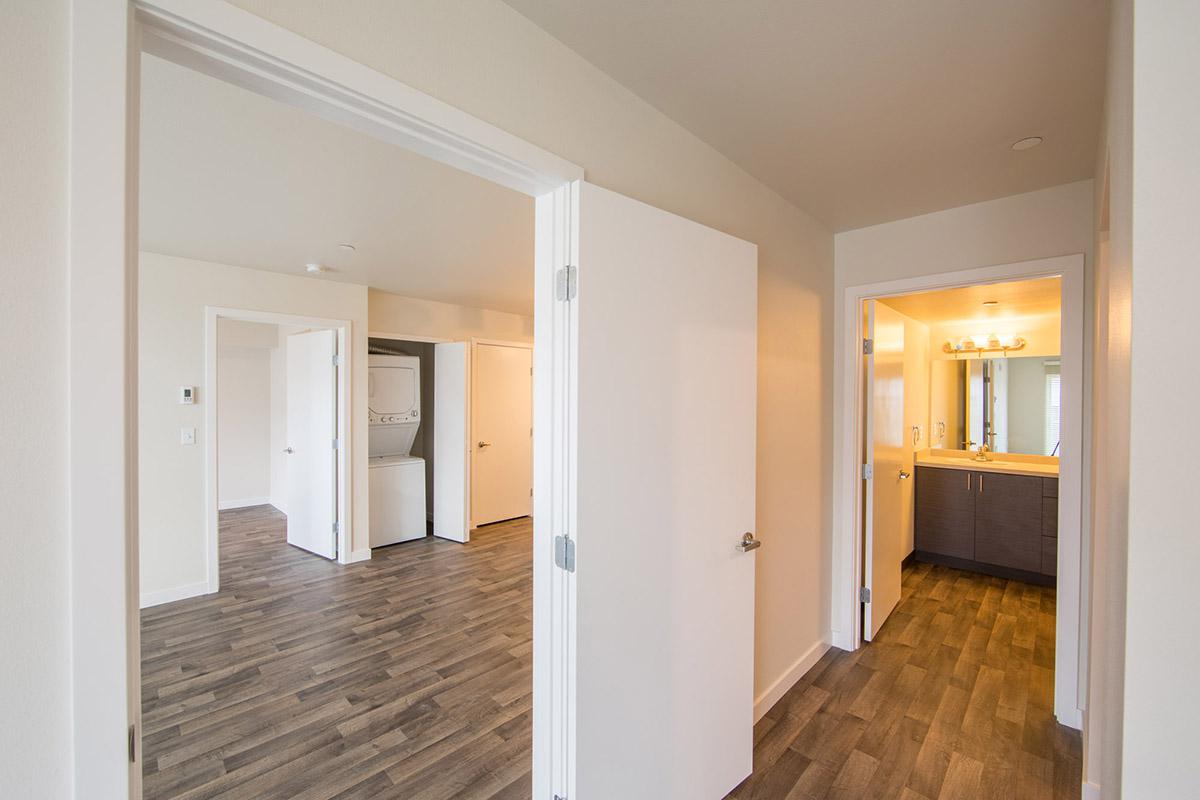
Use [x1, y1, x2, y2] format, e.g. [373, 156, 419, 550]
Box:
[1082, 780, 1102, 800]
[140, 580, 212, 609]
[345, 548, 373, 564]
[218, 496, 271, 510]
[753, 639, 831, 723]
[1057, 704, 1083, 730]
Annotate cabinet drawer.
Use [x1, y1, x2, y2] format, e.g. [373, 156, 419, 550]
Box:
[1042, 536, 1058, 576]
[1042, 497, 1058, 538]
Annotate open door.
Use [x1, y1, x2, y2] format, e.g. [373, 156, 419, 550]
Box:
[570, 182, 758, 799]
[471, 341, 533, 526]
[433, 341, 469, 542]
[284, 328, 337, 559]
[863, 300, 905, 639]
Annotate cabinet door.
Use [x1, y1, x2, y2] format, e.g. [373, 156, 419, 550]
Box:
[974, 472, 1043, 572]
[915, 467, 975, 559]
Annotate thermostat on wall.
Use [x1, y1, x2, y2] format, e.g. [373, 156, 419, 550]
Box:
[179, 386, 196, 405]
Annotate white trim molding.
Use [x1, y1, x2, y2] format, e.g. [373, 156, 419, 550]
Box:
[753, 640, 831, 723]
[139, 581, 209, 609]
[831, 253, 1087, 730]
[218, 496, 272, 511]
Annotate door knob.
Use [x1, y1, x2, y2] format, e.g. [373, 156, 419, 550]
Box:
[737, 532, 761, 552]
[283, 447, 294, 454]
[899, 470, 911, 480]
[477, 441, 492, 448]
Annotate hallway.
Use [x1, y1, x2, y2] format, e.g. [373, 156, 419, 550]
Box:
[729, 562, 1081, 799]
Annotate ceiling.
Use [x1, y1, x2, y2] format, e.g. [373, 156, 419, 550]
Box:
[881, 276, 1061, 327]
[503, 0, 1107, 231]
[139, 55, 535, 316]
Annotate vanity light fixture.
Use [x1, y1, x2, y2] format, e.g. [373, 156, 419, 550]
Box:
[943, 334, 1026, 357]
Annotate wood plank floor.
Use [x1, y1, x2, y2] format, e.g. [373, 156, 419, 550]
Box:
[145, 510, 1080, 799]
[728, 561, 1082, 800]
[141, 505, 533, 800]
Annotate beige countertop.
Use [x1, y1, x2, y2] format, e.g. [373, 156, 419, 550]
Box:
[915, 453, 1059, 478]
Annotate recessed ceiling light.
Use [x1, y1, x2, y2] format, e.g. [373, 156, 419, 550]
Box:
[337, 243, 356, 253]
[1011, 136, 1043, 151]
[305, 263, 329, 274]
[982, 300, 999, 307]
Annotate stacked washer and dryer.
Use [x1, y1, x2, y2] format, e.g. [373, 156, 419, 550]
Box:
[367, 354, 427, 546]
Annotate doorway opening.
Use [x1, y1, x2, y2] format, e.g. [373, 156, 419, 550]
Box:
[135, 42, 542, 798]
[838, 254, 1086, 735]
[851, 269, 1083, 788]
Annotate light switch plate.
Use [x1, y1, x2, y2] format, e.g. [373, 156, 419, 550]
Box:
[180, 427, 196, 445]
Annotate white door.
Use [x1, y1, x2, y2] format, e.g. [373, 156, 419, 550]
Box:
[571, 182, 757, 799]
[284, 329, 337, 559]
[864, 300, 905, 640]
[433, 341, 469, 542]
[471, 342, 533, 526]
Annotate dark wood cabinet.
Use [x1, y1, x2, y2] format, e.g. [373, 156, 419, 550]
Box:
[914, 466, 975, 560]
[973, 472, 1043, 572]
[914, 466, 1058, 584]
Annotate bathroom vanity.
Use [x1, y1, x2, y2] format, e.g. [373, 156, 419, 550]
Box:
[914, 454, 1058, 586]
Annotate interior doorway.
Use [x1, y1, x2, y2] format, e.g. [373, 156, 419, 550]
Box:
[837, 254, 1086, 730]
[75, 5, 763, 798]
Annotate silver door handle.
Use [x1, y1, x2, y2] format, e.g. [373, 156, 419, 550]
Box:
[283, 447, 294, 454]
[477, 441, 492, 448]
[737, 532, 761, 552]
[899, 470, 911, 480]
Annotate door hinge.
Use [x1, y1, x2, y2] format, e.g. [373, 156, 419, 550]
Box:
[860, 587, 871, 603]
[332, 438, 341, 450]
[863, 338, 874, 355]
[555, 265, 578, 301]
[332, 354, 343, 366]
[554, 535, 576, 572]
[333, 520, 340, 534]
[128, 724, 137, 763]
[861, 464, 873, 480]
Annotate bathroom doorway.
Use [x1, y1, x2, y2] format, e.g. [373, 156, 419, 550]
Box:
[835, 253, 1086, 730]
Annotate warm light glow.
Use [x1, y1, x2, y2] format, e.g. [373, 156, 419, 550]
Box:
[943, 333, 1027, 357]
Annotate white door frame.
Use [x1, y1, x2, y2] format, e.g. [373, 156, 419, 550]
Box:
[68, 1, 584, 796]
[470, 338, 535, 529]
[204, 307, 354, 595]
[832, 253, 1086, 729]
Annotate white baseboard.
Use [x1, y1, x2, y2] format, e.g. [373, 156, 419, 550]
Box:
[345, 548, 372, 564]
[140, 580, 212, 609]
[754, 639, 831, 722]
[830, 627, 854, 651]
[1082, 781, 1102, 800]
[218, 495, 271, 510]
[1057, 705, 1083, 730]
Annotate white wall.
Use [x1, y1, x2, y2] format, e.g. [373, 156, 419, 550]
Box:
[230, 0, 834, 714]
[0, 1, 71, 795]
[1120, 1, 1200, 796]
[139, 252, 370, 602]
[217, 320, 275, 509]
[370, 289, 533, 343]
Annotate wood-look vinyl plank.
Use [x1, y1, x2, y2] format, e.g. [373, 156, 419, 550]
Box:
[727, 563, 1081, 800]
[141, 507, 532, 800]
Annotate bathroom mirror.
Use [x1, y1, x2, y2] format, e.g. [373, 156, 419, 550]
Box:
[929, 356, 1061, 456]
